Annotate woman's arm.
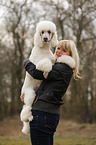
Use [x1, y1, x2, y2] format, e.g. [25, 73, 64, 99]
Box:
[23, 59, 45, 80]
[24, 59, 62, 81]
[24, 59, 73, 82]
[47, 63, 69, 81]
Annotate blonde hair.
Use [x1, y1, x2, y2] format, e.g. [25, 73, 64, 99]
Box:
[57, 40, 80, 79]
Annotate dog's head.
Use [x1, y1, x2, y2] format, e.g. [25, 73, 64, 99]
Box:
[40, 30, 52, 43]
[34, 21, 58, 47]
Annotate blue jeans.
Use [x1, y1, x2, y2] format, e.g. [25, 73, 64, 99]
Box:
[29, 110, 60, 145]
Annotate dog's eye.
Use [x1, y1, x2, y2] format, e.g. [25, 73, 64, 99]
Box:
[41, 31, 44, 34]
[48, 30, 51, 34]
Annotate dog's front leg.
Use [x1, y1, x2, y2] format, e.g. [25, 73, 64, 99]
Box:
[36, 58, 53, 72]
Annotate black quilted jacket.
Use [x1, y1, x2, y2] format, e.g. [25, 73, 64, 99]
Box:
[23, 59, 73, 114]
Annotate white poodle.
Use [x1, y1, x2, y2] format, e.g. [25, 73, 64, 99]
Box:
[20, 21, 58, 135]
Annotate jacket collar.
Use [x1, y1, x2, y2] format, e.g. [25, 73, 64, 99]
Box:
[57, 55, 75, 69]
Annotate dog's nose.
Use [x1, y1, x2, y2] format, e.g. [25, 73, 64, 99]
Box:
[44, 38, 48, 42]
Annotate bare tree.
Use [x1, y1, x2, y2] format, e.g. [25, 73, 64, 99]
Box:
[40, 0, 96, 122]
[0, 0, 41, 115]
[0, 43, 11, 119]
[0, 0, 96, 122]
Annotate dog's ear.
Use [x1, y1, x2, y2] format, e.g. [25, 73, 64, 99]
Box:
[51, 32, 58, 47]
[34, 32, 43, 47]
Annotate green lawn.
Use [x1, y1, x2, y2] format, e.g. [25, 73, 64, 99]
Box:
[0, 136, 30, 145]
[0, 136, 96, 145]
[0, 117, 96, 145]
[55, 136, 96, 145]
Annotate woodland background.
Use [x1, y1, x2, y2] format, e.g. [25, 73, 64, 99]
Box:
[0, 0, 96, 123]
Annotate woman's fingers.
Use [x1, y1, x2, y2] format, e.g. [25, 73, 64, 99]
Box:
[43, 72, 48, 79]
[20, 93, 24, 102]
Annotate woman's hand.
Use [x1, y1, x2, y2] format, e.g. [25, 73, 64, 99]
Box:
[20, 93, 25, 102]
[43, 72, 48, 79]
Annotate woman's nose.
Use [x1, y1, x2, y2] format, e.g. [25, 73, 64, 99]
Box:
[57, 49, 61, 53]
[57, 49, 60, 52]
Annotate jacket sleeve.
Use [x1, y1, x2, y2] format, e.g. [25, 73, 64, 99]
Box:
[46, 63, 73, 81]
[23, 59, 73, 81]
[23, 59, 45, 80]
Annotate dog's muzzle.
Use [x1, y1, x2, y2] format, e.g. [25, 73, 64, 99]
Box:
[43, 37, 49, 42]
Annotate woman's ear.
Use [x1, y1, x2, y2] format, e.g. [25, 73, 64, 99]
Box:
[34, 32, 43, 47]
[51, 32, 58, 47]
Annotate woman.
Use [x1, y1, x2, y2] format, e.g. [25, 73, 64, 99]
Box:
[21, 40, 80, 145]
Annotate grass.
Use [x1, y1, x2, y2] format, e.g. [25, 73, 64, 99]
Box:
[55, 136, 96, 145]
[0, 136, 30, 145]
[0, 115, 96, 145]
[0, 136, 96, 145]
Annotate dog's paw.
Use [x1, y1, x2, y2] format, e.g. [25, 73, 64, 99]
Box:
[36, 58, 52, 72]
[28, 116, 33, 121]
[22, 122, 30, 135]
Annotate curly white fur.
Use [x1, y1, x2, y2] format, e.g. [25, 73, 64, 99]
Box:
[57, 55, 76, 69]
[20, 21, 58, 135]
